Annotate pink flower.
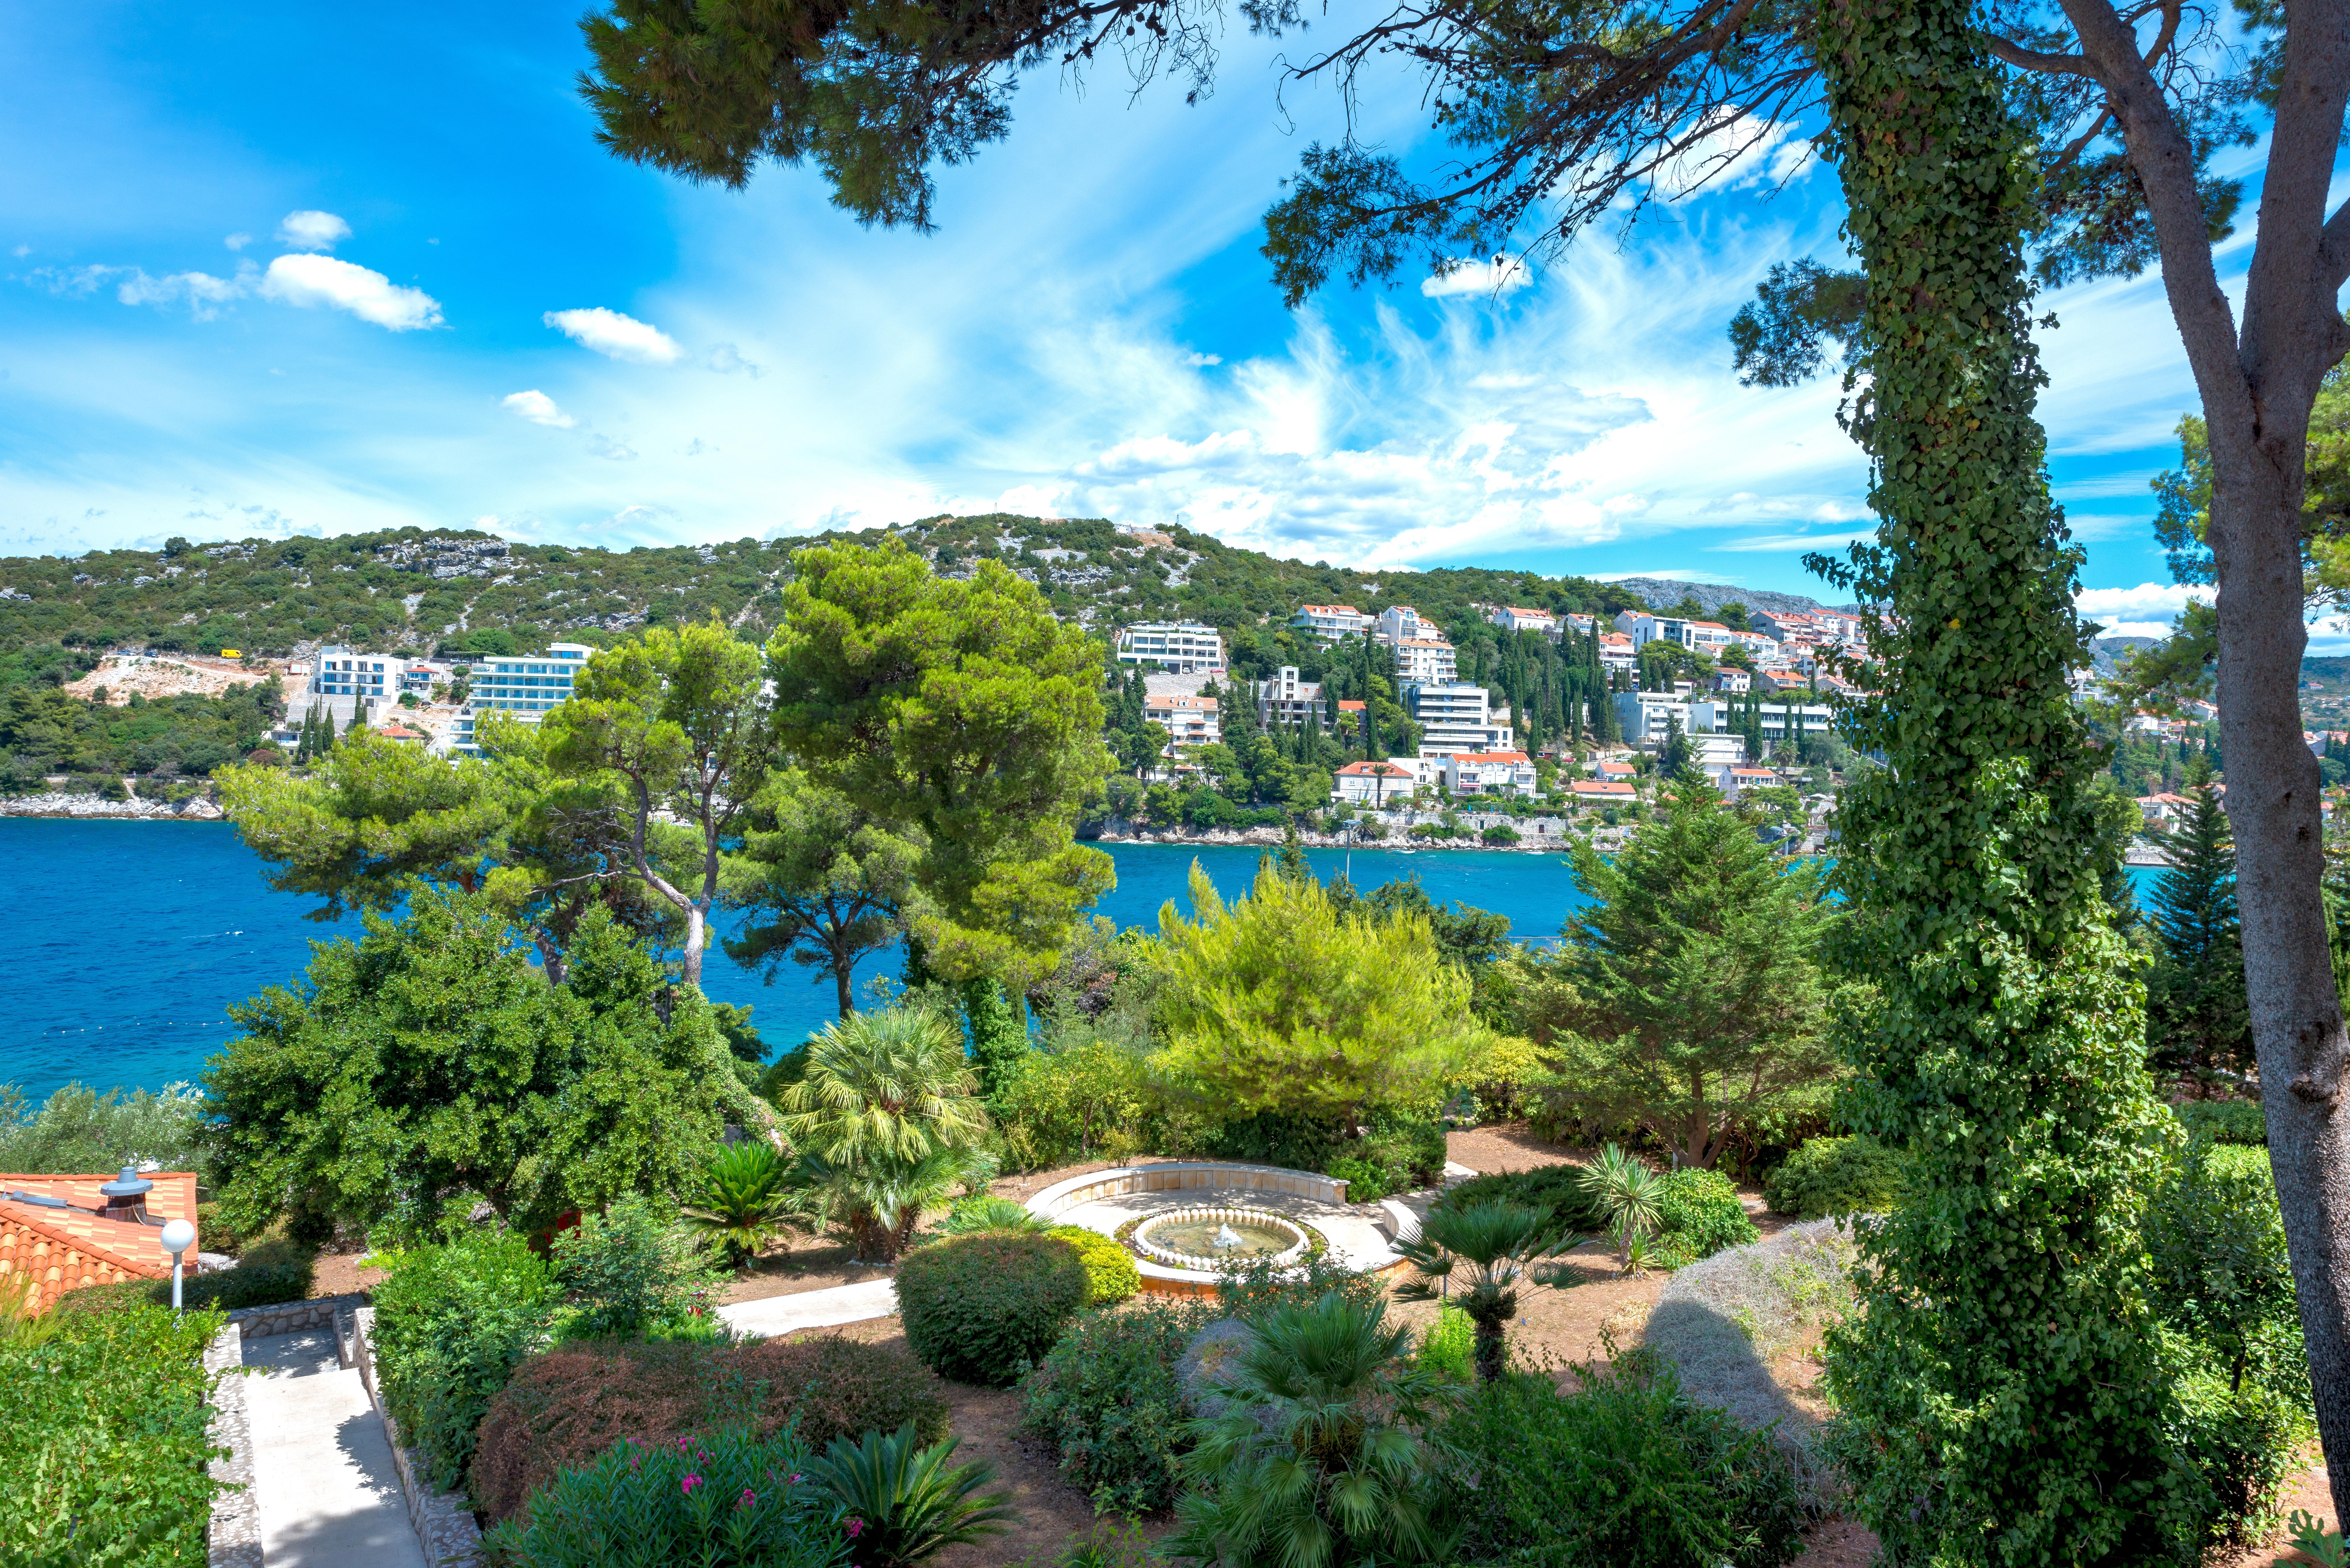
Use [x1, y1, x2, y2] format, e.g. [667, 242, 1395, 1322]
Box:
[846, 1518, 865, 1538]
[682, 1474, 703, 1496]
[738, 1487, 757, 1510]
[790, 1474, 803, 1485]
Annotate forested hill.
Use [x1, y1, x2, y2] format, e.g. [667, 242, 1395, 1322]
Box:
[0, 513, 1653, 667]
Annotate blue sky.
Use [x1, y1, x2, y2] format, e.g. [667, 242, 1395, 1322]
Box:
[3, 2, 2341, 640]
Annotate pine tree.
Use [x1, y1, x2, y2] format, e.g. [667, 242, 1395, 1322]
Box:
[2146, 760, 2253, 1092]
[1659, 711, 1694, 781]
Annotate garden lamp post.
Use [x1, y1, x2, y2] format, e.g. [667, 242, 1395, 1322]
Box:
[160, 1218, 196, 1312]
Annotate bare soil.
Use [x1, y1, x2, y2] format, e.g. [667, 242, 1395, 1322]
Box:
[309, 1251, 388, 1299]
[62, 653, 257, 704]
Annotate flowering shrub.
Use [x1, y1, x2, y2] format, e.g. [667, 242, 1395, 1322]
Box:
[479, 1423, 846, 1568]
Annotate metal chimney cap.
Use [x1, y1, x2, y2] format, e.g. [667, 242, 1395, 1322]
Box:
[99, 1166, 154, 1199]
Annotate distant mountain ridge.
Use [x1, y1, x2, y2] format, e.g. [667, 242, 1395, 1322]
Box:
[1597, 577, 1837, 620]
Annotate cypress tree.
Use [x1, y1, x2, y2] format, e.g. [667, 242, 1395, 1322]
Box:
[2146, 761, 2253, 1092]
[961, 976, 1028, 1098]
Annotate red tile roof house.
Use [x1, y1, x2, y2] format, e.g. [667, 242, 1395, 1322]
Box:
[0, 1168, 199, 1311]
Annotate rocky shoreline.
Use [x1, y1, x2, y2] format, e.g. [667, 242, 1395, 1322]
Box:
[0, 792, 226, 821]
[1091, 817, 1580, 853]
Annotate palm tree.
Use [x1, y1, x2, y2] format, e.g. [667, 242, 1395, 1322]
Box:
[1167, 1292, 1459, 1568]
[1577, 1142, 1663, 1274]
[807, 1424, 1018, 1567]
[1392, 1199, 1567, 1383]
[680, 1140, 801, 1268]
[775, 1006, 991, 1263]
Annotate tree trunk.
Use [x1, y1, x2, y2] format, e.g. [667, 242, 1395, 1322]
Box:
[681, 902, 706, 986]
[1473, 1316, 1506, 1384]
[835, 957, 855, 1020]
[2210, 440, 2350, 1519]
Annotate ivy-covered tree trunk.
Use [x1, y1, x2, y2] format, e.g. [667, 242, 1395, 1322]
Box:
[1810, 0, 2190, 1554]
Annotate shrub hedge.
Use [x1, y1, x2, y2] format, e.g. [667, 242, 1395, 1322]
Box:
[1763, 1135, 1909, 1219]
[897, 1232, 1088, 1387]
[1653, 1169, 1757, 1269]
[0, 1300, 228, 1566]
[472, 1334, 948, 1525]
[373, 1229, 560, 1490]
[1045, 1225, 1142, 1306]
[1442, 1350, 1811, 1568]
[1020, 1299, 1215, 1514]
[2174, 1100, 2266, 1146]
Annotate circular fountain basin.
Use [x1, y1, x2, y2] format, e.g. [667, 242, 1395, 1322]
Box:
[1133, 1206, 1310, 1272]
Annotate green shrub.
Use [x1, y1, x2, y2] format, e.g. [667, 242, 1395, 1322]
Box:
[0, 1300, 228, 1565]
[473, 1333, 948, 1525]
[1044, 1226, 1141, 1306]
[1432, 1164, 1604, 1248]
[1200, 1110, 1344, 1172]
[2168, 1360, 2311, 1555]
[938, 1194, 1049, 1235]
[178, 1242, 317, 1311]
[551, 1195, 724, 1339]
[1763, 1134, 1908, 1219]
[2174, 1100, 2265, 1145]
[1441, 1349, 1810, 1568]
[196, 1200, 243, 1257]
[2146, 1139, 2307, 1408]
[897, 1232, 1088, 1387]
[1418, 1301, 1475, 1384]
[1020, 1299, 1215, 1514]
[478, 1424, 843, 1567]
[374, 1229, 560, 1489]
[1326, 1154, 1410, 1203]
[1652, 1169, 1756, 1268]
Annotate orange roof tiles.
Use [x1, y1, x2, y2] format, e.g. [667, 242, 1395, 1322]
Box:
[0, 1171, 197, 1313]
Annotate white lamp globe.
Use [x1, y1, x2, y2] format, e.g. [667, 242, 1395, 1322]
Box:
[160, 1219, 197, 1257]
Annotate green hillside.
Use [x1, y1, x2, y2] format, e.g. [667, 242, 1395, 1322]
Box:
[0, 514, 1648, 675]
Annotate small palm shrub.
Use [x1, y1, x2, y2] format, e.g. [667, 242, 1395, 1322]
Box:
[1433, 1164, 1606, 1247]
[897, 1233, 1088, 1387]
[1579, 1143, 1664, 1271]
[1762, 1135, 1907, 1219]
[684, 1141, 802, 1266]
[1020, 1299, 1215, 1514]
[807, 1424, 1018, 1567]
[1394, 1198, 1567, 1382]
[1441, 1348, 1810, 1568]
[1166, 1293, 1457, 1566]
[1045, 1226, 1141, 1306]
[937, 1194, 1048, 1235]
[1651, 1168, 1757, 1268]
[471, 1333, 949, 1525]
[478, 1424, 843, 1568]
[373, 1229, 560, 1489]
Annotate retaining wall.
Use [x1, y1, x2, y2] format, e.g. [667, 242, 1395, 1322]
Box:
[1023, 1161, 1349, 1220]
[346, 1304, 485, 1568]
[204, 1321, 261, 1568]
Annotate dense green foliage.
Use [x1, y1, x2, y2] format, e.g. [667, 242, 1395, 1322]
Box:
[1442, 1352, 1811, 1568]
[478, 1424, 848, 1568]
[2145, 768, 2254, 1090]
[0, 1300, 227, 1568]
[0, 1080, 211, 1176]
[206, 889, 739, 1239]
[549, 1195, 724, 1339]
[1430, 1165, 1605, 1249]
[1649, 1168, 1759, 1269]
[1762, 1135, 1907, 1219]
[1535, 780, 1839, 1168]
[471, 1334, 949, 1526]
[895, 1232, 1089, 1387]
[1043, 1225, 1142, 1307]
[175, 1240, 316, 1311]
[724, 770, 917, 1020]
[1020, 1300, 1216, 1514]
[0, 665, 284, 784]
[1809, 0, 2195, 1550]
[2173, 1100, 2265, 1145]
[372, 1228, 561, 1490]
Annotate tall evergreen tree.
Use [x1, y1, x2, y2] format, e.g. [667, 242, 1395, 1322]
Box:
[1658, 711, 1693, 782]
[2146, 762, 2253, 1092]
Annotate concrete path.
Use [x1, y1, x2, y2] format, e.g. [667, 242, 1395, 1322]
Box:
[718, 1276, 900, 1338]
[241, 1330, 426, 1568]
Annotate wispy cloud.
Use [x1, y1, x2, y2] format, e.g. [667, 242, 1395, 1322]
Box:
[544, 307, 681, 364]
[501, 390, 575, 428]
[259, 253, 442, 330]
[275, 210, 352, 251]
[1422, 254, 1529, 299]
[2076, 582, 2204, 620]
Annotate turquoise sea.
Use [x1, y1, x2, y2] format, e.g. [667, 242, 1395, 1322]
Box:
[0, 822, 1603, 1104]
[0, 820, 2169, 1104]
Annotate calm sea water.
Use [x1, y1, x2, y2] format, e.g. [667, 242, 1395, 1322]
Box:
[0, 820, 2168, 1104]
[0, 823, 1607, 1103]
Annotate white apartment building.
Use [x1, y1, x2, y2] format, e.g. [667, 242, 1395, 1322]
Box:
[1561, 612, 1598, 638]
[1144, 693, 1221, 754]
[1292, 604, 1373, 639]
[1730, 629, 1781, 662]
[1258, 667, 1324, 729]
[1710, 667, 1753, 693]
[1685, 698, 1837, 747]
[1614, 690, 1688, 744]
[1485, 605, 1558, 636]
[1117, 622, 1227, 675]
[449, 643, 595, 754]
[1684, 620, 1736, 654]
[1376, 605, 1434, 643]
[1439, 750, 1538, 798]
[1331, 759, 1418, 806]
[311, 646, 391, 703]
[1391, 637, 1459, 686]
[1597, 633, 1636, 674]
[1616, 612, 1686, 650]
[1409, 682, 1515, 757]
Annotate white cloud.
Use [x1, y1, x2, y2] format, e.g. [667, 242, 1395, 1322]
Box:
[544, 307, 682, 364]
[706, 343, 760, 377]
[1710, 528, 1876, 553]
[2096, 621, 2181, 640]
[258, 253, 443, 331]
[1422, 254, 1530, 299]
[2075, 582, 2205, 621]
[224, 232, 251, 251]
[276, 210, 352, 251]
[587, 433, 637, 461]
[1187, 351, 1223, 367]
[501, 390, 575, 428]
[113, 266, 251, 320]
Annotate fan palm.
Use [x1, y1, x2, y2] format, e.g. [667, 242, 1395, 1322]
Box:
[1577, 1143, 1662, 1274]
[799, 1144, 988, 1264]
[1393, 1199, 1568, 1384]
[807, 1423, 1018, 1567]
[776, 1006, 988, 1165]
[680, 1140, 801, 1268]
[1166, 1291, 1458, 1568]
